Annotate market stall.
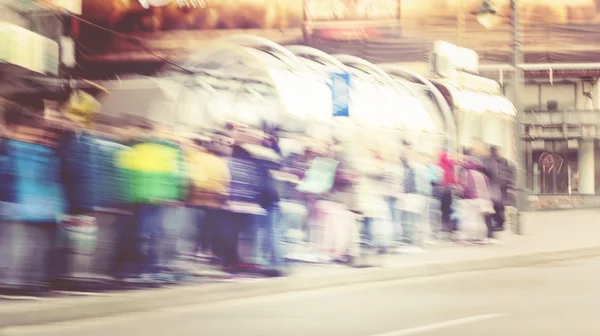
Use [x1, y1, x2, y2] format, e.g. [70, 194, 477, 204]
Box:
[432, 75, 517, 161]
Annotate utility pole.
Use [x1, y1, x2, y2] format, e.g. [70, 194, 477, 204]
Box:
[510, 0, 525, 235]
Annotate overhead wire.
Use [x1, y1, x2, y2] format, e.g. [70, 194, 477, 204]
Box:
[33, 0, 194, 74]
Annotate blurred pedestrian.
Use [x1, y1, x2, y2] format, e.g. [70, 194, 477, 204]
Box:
[276, 150, 309, 261]
[252, 139, 284, 277]
[455, 142, 494, 244]
[423, 153, 443, 242]
[116, 119, 187, 283]
[355, 148, 392, 253]
[397, 141, 428, 251]
[225, 127, 280, 275]
[383, 150, 404, 247]
[437, 147, 456, 239]
[0, 101, 66, 291]
[487, 145, 514, 235]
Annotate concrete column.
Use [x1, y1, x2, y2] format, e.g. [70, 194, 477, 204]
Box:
[594, 83, 600, 110]
[579, 139, 596, 194]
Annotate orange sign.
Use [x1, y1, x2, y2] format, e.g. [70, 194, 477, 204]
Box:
[78, 0, 600, 62]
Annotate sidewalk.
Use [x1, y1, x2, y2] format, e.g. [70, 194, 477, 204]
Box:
[2, 209, 600, 328]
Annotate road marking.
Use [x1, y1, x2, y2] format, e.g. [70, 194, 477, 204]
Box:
[0, 295, 47, 301]
[370, 314, 507, 336]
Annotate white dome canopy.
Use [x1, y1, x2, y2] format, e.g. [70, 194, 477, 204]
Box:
[157, 36, 453, 146]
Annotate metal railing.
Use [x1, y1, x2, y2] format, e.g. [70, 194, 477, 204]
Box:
[522, 109, 600, 139]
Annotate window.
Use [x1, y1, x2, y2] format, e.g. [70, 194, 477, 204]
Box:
[527, 139, 579, 194]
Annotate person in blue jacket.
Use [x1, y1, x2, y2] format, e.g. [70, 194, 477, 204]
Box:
[0, 101, 66, 290]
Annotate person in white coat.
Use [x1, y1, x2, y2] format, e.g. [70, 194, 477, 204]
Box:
[354, 148, 393, 252]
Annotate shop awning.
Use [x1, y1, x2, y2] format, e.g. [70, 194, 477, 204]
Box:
[0, 63, 69, 102]
[434, 82, 516, 117]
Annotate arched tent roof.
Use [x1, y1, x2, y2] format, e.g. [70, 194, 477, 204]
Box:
[333, 55, 443, 137]
[168, 36, 458, 152]
[213, 35, 336, 132]
[284, 46, 349, 139]
[332, 54, 398, 87]
[179, 41, 292, 130]
[379, 65, 457, 151]
[219, 35, 305, 71]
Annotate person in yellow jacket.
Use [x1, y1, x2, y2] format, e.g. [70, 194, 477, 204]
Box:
[185, 133, 232, 263]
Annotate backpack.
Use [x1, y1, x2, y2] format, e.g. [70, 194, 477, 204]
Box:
[186, 150, 229, 194]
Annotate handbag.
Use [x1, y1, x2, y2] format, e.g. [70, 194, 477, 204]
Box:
[472, 171, 496, 215]
[397, 193, 427, 213]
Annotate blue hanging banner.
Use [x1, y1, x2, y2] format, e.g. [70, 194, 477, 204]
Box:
[330, 72, 350, 117]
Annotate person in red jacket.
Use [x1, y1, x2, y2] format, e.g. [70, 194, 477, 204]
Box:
[437, 147, 456, 236]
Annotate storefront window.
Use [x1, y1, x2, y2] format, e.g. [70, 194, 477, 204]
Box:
[526, 139, 579, 194]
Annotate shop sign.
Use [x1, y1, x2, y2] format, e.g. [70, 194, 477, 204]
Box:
[331, 72, 350, 117]
[0, 23, 59, 75]
[432, 41, 479, 79]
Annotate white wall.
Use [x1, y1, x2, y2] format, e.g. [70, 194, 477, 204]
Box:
[524, 79, 599, 111]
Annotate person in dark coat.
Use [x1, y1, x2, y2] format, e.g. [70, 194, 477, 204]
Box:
[487, 146, 515, 232]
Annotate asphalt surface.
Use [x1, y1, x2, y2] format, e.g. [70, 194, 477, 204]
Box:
[4, 256, 600, 336]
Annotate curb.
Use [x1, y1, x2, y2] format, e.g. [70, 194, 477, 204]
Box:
[3, 245, 600, 328]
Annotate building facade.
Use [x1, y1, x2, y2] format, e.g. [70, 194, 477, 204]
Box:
[482, 67, 600, 210]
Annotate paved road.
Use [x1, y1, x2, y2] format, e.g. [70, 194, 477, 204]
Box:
[5, 256, 600, 336]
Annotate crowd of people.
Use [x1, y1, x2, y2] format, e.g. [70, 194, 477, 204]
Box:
[0, 102, 516, 292]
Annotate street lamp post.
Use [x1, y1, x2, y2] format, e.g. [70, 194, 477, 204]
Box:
[474, 0, 525, 235]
